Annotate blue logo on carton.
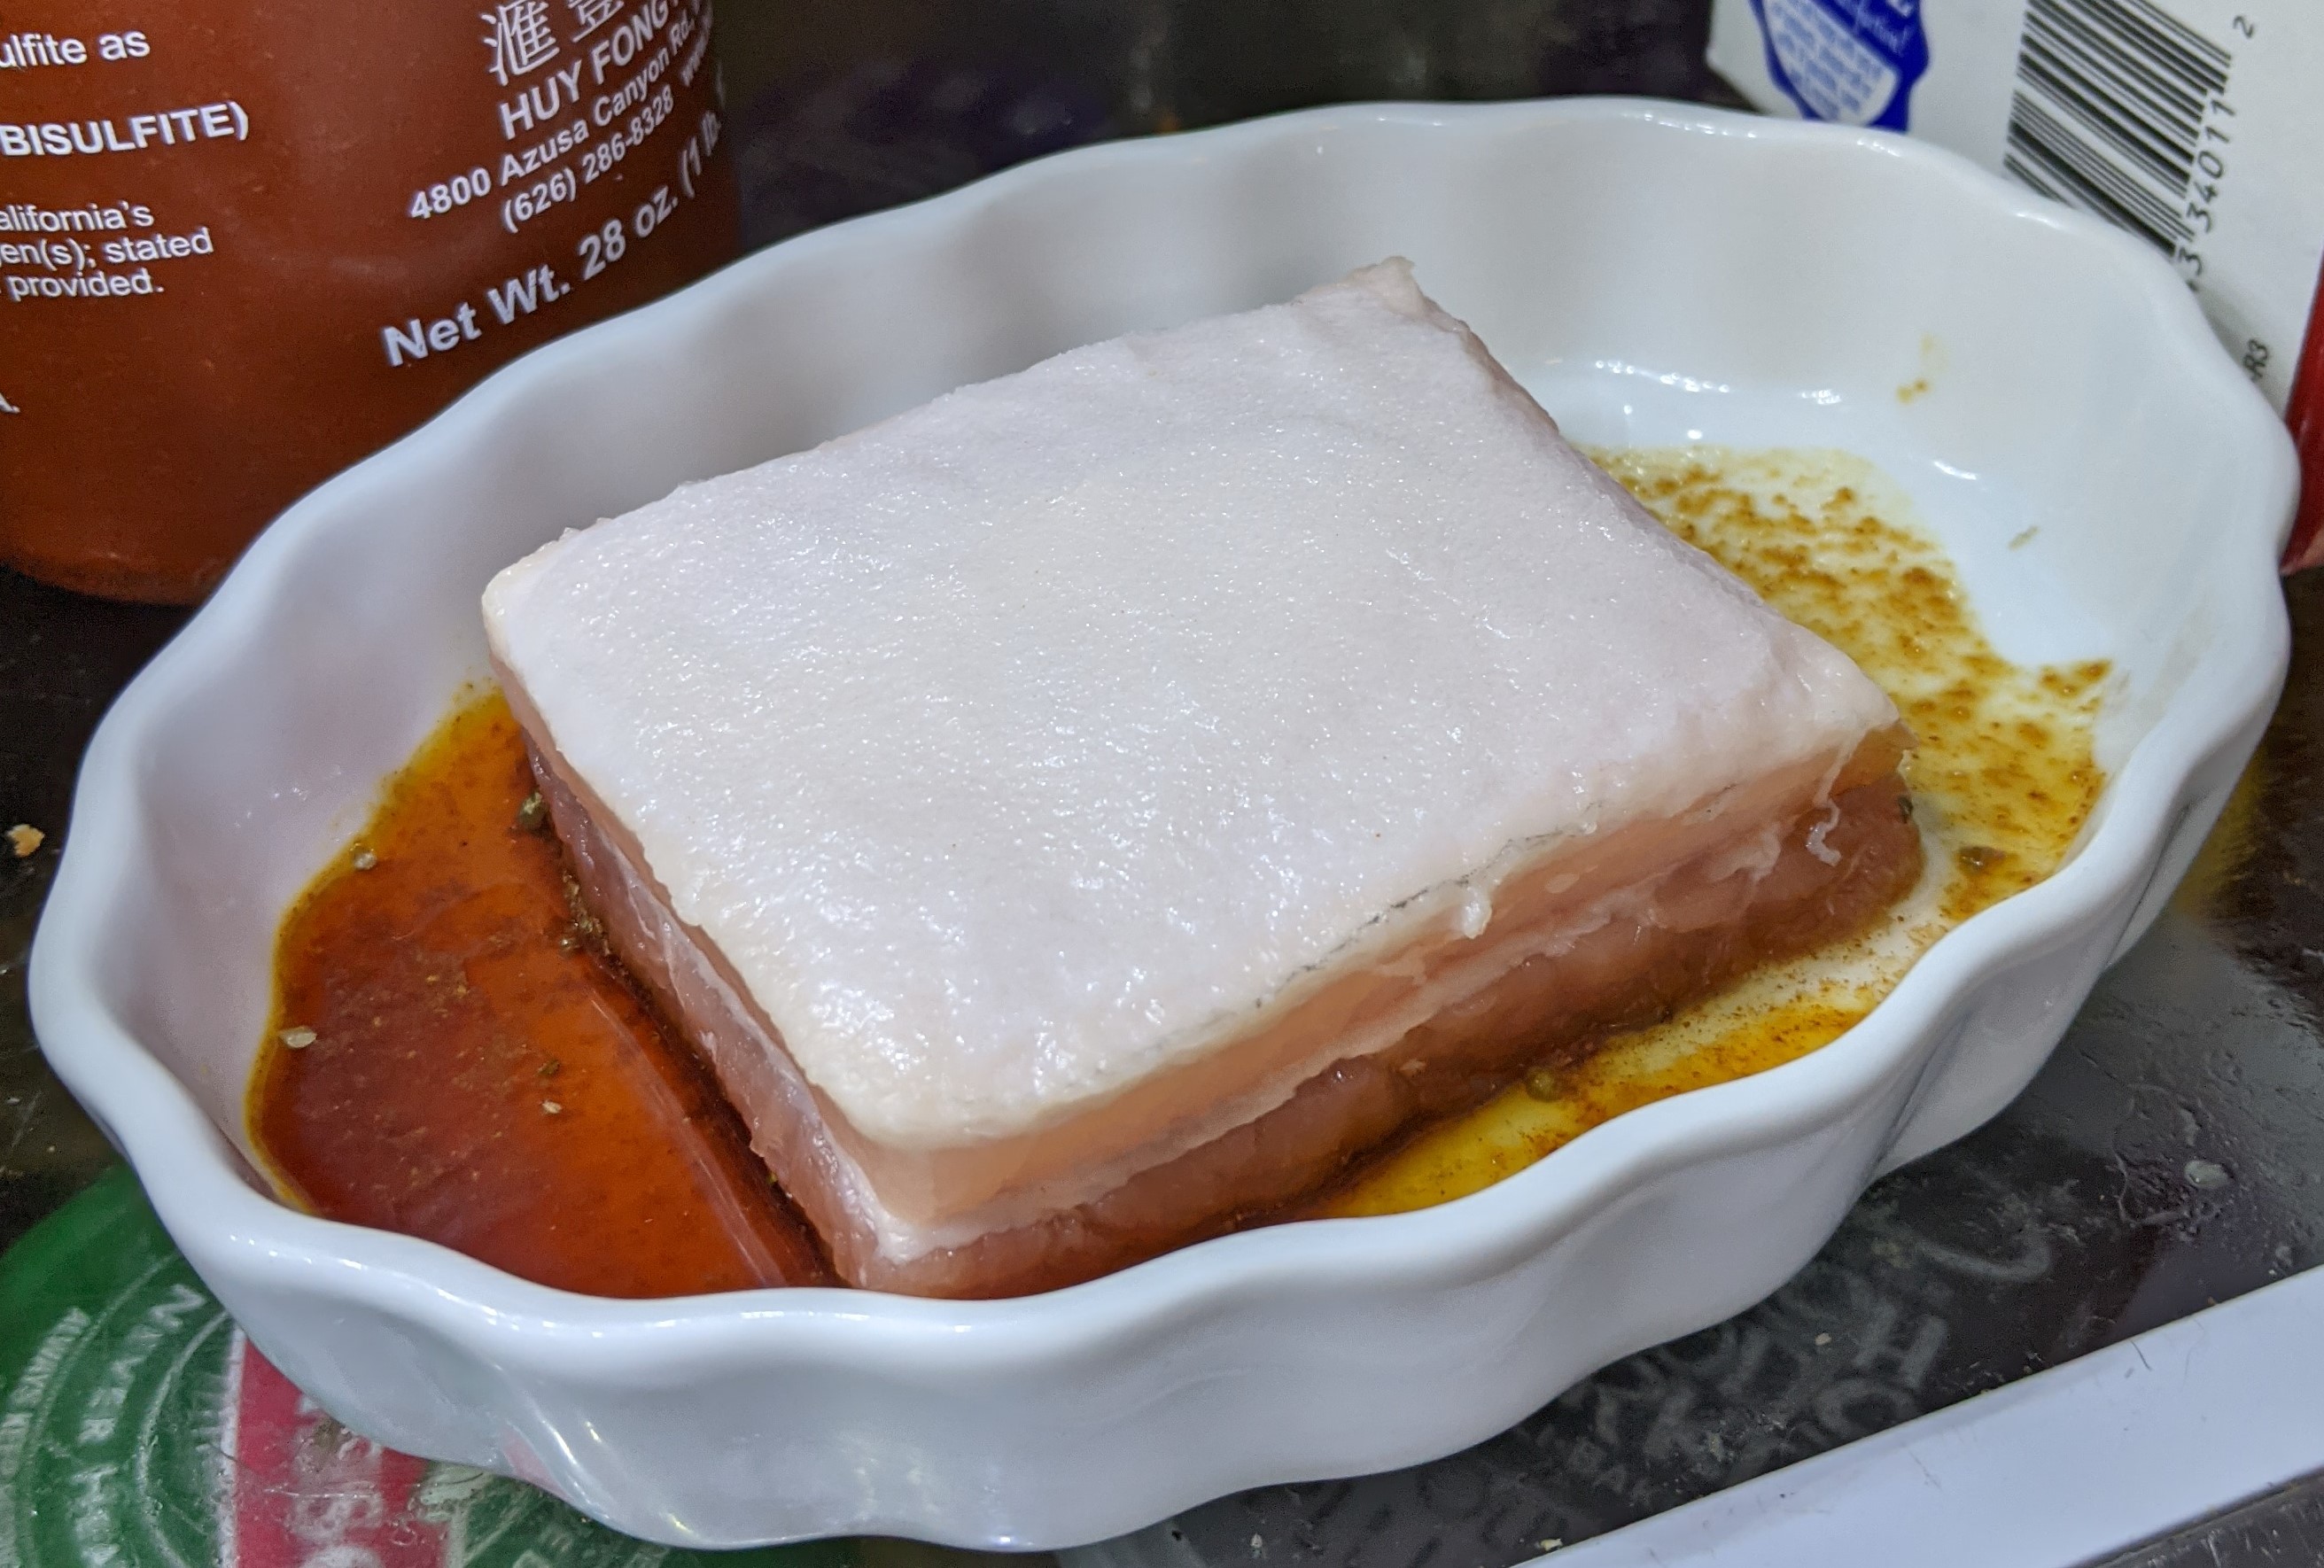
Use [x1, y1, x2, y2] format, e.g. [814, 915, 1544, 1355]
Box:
[1750, 0, 1929, 130]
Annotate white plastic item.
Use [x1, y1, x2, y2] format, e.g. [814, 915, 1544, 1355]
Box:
[1703, 0, 2324, 571]
[1705, 0, 2324, 418]
[27, 99, 2297, 1549]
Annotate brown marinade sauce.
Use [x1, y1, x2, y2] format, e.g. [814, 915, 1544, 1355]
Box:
[249, 695, 831, 1297]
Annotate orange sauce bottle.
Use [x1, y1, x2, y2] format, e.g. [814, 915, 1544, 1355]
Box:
[0, 0, 736, 602]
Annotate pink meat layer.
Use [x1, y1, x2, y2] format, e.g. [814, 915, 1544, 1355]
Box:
[515, 682, 1921, 1299]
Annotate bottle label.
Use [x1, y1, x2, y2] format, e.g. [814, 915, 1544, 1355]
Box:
[0, 1169, 847, 1568]
[0, 2, 737, 600]
[1746, 0, 1930, 129]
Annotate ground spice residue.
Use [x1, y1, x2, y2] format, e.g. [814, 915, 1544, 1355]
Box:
[1327, 447, 2110, 1217]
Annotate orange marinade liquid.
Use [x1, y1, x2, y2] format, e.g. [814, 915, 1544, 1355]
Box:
[249, 694, 831, 1297]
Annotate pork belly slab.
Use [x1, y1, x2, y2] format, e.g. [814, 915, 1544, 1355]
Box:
[483, 260, 1922, 1298]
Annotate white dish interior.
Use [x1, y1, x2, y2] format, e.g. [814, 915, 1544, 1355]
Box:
[31, 99, 2295, 1549]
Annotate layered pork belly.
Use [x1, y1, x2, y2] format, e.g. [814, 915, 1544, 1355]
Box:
[483, 260, 1921, 1298]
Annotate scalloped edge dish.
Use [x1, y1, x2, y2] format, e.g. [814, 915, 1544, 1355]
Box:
[31, 99, 2296, 1549]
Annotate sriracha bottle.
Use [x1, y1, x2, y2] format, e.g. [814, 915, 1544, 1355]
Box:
[0, 0, 736, 602]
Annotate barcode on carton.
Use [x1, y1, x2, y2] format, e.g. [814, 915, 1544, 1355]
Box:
[2001, 0, 2231, 264]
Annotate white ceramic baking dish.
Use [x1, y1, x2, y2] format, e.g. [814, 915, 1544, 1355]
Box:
[29, 98, 2297, 1549]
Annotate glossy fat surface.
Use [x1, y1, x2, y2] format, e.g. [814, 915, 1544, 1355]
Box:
[483, 261, 1899, 1149]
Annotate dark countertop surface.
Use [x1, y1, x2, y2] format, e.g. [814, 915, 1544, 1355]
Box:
[1, 571, 187, 1249]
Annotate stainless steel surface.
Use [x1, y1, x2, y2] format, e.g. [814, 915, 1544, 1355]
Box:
[716, 0, 1739, 254]
[2095, 1469, 2324, 1568]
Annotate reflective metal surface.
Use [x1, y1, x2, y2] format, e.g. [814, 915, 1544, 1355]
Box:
[2098, 1469, 2324, 1568]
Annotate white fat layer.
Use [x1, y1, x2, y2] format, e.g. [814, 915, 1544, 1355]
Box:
[483, 260, 1899, 1151]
